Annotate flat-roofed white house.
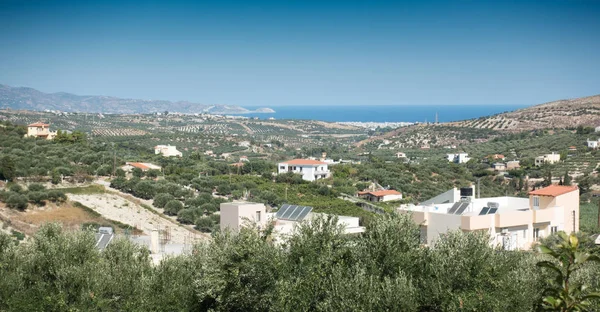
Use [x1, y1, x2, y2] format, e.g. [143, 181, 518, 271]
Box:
[535, 152, 561, 166]
[447, 153, 471, 164]
[220, 202, 364, 240]
[25, 122, 57, 140]
[277, 159, 331, 181]
[154, 145, 182, 157]
[399, 184, 579, 250]
[358, 190, 403, 202]
[586, 139, 600, 149]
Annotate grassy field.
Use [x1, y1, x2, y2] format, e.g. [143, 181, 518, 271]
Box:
[58, 185, 106, 195]
[580, 202, 600, 235]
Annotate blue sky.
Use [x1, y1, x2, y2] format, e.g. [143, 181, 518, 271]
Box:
[1, 0, 599, 106]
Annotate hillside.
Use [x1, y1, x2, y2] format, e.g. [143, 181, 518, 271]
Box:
[0, 84, 273, 114]
[449, 94, 600, 131]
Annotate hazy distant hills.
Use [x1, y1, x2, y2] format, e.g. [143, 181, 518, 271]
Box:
[0, 84, 274, 114]
[450, 94, 600, 131]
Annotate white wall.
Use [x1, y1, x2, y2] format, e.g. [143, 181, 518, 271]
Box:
[220, 202, 266, 232]
[381, 194, 403, 202]
[426, 212, 462, 246]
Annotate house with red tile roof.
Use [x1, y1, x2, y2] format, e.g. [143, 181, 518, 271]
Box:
[278, 159, 331, 181]
[25, 122, 57, 140]
[358, 189, 403, 202]
[122, 162, 162, 172]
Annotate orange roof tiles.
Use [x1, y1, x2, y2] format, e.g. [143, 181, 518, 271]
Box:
[127, 162, 150, 170]
[529, 185, 578, 197]
[359, 190, 402, 197]
[281, 159, 327, 165]
[29, 122, 49, 127]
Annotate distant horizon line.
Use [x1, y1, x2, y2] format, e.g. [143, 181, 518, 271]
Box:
[0, 83, 588, 108]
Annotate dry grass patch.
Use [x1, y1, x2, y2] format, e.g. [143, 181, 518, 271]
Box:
[8, 201, 140, 235]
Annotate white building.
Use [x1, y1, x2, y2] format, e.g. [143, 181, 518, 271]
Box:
[595, 126, 600, 133]
[535, 152, 561, 166]
[154, 145, 182, 157]
[220, 202, 267, 232]
[396, 152, 407, 159]
[586, 139, 600, 149]
[220, 202, 364, 240]
[399, 185, 579, 250]
[447, 153, 471, 164]
[278, 159, 331, 181]
[358, 190, 403, 202]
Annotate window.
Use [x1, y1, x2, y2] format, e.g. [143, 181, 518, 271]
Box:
[533, 196, 540, 210]
[280, 166, 285, 170]
[299, 167, 303, 172]
[523, 229, 527, 239]
[533, 228, 540, 241]
[256, 211, 261, 222]
[551, 226, 558, 234]
[572, 211, 576, 232]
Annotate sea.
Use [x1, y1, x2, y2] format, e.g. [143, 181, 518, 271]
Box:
[239, 105, 528, 123]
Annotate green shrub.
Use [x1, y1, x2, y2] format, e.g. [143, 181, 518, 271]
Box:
[47, 190, 67, 203]
[164, 200, 183, 216]
[8, 184, 23, 194]
[28, 191, 48, 206]
[153, 193, 174, 208]
[28, 183, 46, 192]
[6, 193, 28, 210]
[195, 216, 215, 233]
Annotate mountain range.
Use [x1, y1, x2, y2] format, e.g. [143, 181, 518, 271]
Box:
[0, 84, 274, 114]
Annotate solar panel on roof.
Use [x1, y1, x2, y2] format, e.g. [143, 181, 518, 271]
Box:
[281, 205, 298, 219]
[275, 204, 291, 218]
[455, 202, 469, 215]
[276, 204, 313, 221]
[295, 206, 312, 221]
[479, 207, 490, 215]
[488, 207, 498, 214]
[447, 202, 461, 214]
[287, 206, 302, 220]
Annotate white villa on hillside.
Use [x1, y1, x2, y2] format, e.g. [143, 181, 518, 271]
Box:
[586, 139, 600, 149]
[220, 202, 364, 241]
[400, 184, 579, 250]
[447, 153, 470, 164]
[25, 122, 57, 140]
[535, 152, 560, 166]
[278, 159, 331, 181]
[154, 145, 182, 157]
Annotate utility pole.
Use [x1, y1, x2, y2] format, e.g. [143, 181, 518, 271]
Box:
[597, 199, 600, 228]
[477, 177, 481, 199]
